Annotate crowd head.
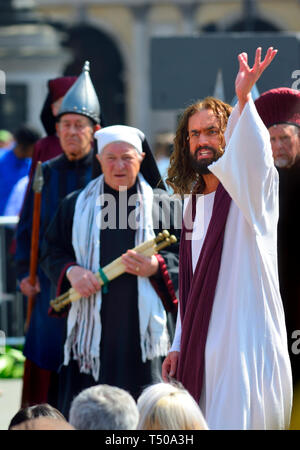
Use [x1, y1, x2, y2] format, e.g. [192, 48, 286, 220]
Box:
[68, 384, 139, 430]
[8, 403, 70, 430]
[8, 382, 209, 431]
[137, 382, 208, 430]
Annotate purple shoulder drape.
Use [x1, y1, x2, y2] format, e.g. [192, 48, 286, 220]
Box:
[176, 183, 231, 402]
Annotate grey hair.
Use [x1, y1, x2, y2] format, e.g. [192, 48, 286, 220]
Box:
[68, 384, 139, 430]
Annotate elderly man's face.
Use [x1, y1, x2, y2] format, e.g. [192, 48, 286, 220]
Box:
[56, 114, 95, 161]
[269, 124, 300, 168]
[96, 142, 145, 191]
[187, 109, 225, 174]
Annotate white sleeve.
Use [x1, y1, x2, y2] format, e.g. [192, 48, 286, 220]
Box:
[169, 304, 181, 352]
[209, 97, 278, 237]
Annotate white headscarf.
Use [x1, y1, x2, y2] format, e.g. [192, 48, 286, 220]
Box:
[94, 125, 145, 155]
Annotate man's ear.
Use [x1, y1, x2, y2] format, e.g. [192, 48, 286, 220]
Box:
[55, 122, 60, 137]
[92, 124, 101, 143]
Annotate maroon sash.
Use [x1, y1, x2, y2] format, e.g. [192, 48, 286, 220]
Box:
[176, 183, 231, 402]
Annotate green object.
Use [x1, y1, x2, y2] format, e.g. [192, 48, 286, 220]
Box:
[99, 267, 109, 294]
[0, 129, 12, 142]
[0, 346, 25, 378]
[0, 354, 14, 378]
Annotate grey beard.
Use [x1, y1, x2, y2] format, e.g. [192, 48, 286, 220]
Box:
[274, 157, 290, 168]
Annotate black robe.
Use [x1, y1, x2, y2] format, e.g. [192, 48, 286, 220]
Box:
[40, 181, 180, 416]
[277, 161, 300, 386]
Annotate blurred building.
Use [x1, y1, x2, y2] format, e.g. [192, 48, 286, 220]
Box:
[0, 0, 300, 144]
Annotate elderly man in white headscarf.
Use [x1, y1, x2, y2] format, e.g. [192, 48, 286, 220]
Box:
[41, 125, 180, 417]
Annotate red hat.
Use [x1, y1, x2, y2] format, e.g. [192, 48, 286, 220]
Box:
[48, 76, 77, 103]
[255, 87, 300, 129]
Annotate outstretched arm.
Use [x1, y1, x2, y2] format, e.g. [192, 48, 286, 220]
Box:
[235, 47, 277, 114]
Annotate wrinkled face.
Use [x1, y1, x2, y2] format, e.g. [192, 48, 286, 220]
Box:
[97, 141, 145, 191]
[56, 114, 95, 161]
[187, 109, 225, 174]
[269, 124, 300, 168]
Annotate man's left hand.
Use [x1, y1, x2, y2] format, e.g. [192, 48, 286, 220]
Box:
[122, 250, 159, 277]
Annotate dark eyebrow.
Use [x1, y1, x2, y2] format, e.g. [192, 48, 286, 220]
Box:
[190, 125, 218, 133]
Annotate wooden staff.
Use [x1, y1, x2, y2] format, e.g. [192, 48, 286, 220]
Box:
[50, 230, 177, 312]
[25, 162, 44, 331]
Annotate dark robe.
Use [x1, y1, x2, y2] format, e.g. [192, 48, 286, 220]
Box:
[40, 180, 180, 417]
[26, 136, 63, 193]
[277, 161, 300, 386]
[15, 150, 94, 405]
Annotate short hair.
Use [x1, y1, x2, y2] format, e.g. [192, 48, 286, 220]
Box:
[69, 384, 139, 430]
[8, 403, 66, 429]
[14, 125, 40, 147]
[9, 417, 75, 430]
[137, 382, 208, 430]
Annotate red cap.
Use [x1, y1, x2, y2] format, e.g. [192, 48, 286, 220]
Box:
[48, 76, 77, 103]
[255, 87, 300, 129]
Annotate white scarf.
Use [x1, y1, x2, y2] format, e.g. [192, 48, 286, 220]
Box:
[63, 174, 169, 380]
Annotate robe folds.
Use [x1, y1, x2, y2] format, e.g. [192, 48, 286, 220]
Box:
[276, 161, 300, 386]
[15, 151, 93, 372]
[40, 181, 180, 417]
[173, 99, 292, 430]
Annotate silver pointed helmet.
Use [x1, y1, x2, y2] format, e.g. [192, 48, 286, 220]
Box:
[57, 61, 101, 124]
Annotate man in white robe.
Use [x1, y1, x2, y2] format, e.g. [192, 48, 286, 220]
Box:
[162, 47, 292, 430]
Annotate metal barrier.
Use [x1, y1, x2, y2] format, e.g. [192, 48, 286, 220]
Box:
[0, 216, 25, 346]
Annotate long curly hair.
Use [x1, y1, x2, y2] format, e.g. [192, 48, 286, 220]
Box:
[166, 97, 233, 195]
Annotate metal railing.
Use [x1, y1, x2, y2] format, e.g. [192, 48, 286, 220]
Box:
[0, 216, 25, 346]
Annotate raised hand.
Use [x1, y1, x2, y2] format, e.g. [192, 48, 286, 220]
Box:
[235, 47, 277, 112]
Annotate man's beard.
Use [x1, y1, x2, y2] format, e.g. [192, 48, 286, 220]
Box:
[274, 156, 292, 169]
[189, 145, 224, 175]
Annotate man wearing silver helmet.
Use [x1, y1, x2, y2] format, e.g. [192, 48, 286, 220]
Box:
[41, 125, 180, 417]
[15, 62, 101, 408]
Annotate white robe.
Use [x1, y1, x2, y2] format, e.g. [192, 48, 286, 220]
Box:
[171, 98, 293, 430]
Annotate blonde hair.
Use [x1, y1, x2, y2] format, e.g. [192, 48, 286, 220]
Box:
[137, 382, 208, 430]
